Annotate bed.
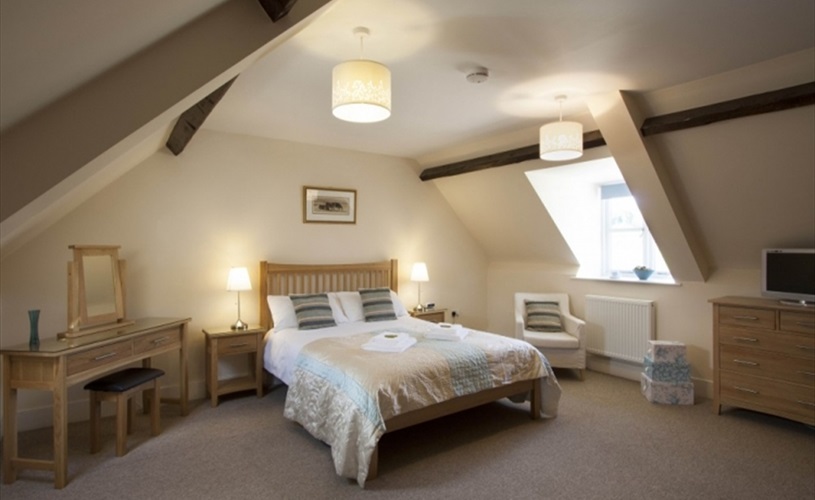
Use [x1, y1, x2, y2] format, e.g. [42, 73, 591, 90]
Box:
[259, 259, 560, 486]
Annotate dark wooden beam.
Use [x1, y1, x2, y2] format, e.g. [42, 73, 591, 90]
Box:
[258, 0, 299, 22]
[420, 82, 814, 181]
[420, 130, 605, 181]
[641, 81, 815, 136]
[166, 77, 236, 156]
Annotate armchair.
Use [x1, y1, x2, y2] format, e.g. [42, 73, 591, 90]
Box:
[514, 292, 586, 380]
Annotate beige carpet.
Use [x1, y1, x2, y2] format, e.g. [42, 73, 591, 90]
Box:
[1, 370, 813, 499]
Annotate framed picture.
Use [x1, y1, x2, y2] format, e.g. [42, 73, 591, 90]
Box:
[303, 186, 357, 224]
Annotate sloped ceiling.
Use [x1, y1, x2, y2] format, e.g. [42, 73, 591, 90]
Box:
[1, 0, 813, 268]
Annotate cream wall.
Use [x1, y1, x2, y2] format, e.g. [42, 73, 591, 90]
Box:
[485, 263, 765, 398]
[0, 129, 488, 431]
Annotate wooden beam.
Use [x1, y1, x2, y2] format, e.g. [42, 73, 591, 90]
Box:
[641, 81, 815, 136]
[258, 0, 299, 21]
[166, 77, 236, 156]
[419, 130, 605, 181]
[420, 82, 814, 181]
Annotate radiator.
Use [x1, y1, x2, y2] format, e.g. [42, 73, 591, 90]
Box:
[585, 295, 655, 363]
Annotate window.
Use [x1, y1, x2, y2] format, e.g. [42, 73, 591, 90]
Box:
[525, 157, 674, 283]
[601, 183, 670, 279]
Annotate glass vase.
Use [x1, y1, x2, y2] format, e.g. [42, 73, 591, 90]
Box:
[28, 309, 40, 349]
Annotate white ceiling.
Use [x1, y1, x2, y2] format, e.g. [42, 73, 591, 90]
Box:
[2, 0, 814, 166]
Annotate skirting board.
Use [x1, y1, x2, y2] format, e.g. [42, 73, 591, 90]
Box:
[0, 380, 207, 438]
[587, 354, 712, 400]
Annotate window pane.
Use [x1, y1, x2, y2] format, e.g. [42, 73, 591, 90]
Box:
[609, 230, 645, 271]
[607, 197, 644, 229]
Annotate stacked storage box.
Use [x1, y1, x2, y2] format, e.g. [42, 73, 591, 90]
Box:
[641, 340, 694, 405]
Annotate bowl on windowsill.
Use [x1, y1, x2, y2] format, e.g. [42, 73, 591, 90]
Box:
[633, 267, 654, 280]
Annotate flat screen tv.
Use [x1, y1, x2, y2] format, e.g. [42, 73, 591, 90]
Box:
[761, 248, 815, 306]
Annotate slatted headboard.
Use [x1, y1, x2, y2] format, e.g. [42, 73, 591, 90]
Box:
[259, 259, 399, 330]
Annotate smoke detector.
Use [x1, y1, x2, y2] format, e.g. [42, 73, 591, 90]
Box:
[466, 68, 489, 84]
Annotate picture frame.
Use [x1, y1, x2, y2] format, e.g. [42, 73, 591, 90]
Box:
[303, 186, 357, 224]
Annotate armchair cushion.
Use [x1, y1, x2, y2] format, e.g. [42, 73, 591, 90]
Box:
[524, 300, 563, 332]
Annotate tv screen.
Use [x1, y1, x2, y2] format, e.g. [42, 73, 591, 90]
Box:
[762, 249, 815, 305]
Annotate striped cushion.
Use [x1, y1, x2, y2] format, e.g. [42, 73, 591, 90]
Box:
[290, 293, 337, 330]
[359, 287, 397, 322]
[525, 300, 563, 332]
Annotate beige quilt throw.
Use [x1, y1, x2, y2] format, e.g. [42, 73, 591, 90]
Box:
[283, 326, 561, 486]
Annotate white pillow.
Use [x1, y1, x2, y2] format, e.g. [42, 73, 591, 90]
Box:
[268, 294, 347, 330]
[335, 291, 364, 322]
[267, 295, 297, 331]
[334, 290, 408, 322]
[390, 290, 409, 317]
[327, 293, 349, 324]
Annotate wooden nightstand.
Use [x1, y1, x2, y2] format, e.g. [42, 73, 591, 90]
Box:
[203, 326, 265, 407]
[410, 308, 447, 323]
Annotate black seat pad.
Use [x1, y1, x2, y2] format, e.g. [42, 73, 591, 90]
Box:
[84, 367, 164, 393]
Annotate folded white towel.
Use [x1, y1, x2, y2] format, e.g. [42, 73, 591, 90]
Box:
[362, 332, 417, 352]
[426, 325, 469, 341]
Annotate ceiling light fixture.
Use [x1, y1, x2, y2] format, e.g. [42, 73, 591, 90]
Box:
[332, 27, 391, 123]
[539, 95, 583, 161]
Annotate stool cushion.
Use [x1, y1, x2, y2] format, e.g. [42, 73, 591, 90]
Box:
[84, 368, 164, 393]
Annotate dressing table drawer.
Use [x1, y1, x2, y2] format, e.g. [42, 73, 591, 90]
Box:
[68, 340, 133, 375]
[135, 329, 182, 355]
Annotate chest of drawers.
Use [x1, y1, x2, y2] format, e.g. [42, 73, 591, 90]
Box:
[711, 296, 815, 425]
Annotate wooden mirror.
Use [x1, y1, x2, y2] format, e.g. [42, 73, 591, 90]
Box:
[63, 245, 132, 338]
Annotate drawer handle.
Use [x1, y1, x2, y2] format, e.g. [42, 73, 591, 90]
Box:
[229, 342, 249, 348]
[796, 371, 815, 377]
[734, 386, 759, 394]
[733, 315, 759, 321]
[733, 336, 758, 343]
[151, 336, 171, 345]
[796, 400, 815, 408]
[733, 359, 759, 367]
[795, 345, 815, 351]
[93, 352, 118, 361]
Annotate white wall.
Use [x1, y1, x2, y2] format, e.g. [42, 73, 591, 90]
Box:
[0, 129, 488, 431]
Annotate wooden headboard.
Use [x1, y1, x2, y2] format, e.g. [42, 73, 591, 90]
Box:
[259, 259, 398, 330]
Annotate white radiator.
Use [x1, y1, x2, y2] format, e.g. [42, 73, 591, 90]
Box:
[585, 295, 655, 363]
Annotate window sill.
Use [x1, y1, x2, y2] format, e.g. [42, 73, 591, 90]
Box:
[572, 276, 681, 287]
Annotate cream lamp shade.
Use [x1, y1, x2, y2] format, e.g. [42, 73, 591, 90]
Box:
[332, 27, 391, 123]
[540, 95, 583, 161]
[410, 262, 429, 282]
[226, 267, 251, 292]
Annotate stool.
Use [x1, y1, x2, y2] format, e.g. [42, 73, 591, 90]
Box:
[84, 367, 164, 456]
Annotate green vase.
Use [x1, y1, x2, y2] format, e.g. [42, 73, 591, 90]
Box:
[28, 309, 40, 349]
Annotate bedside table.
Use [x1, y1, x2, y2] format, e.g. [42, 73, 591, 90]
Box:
[410, 308, 447, 323]
[203, 326, 265, 407]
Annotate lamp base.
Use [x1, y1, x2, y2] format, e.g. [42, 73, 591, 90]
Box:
[231, 319, 249, 331]
[414, 304, 425, 312]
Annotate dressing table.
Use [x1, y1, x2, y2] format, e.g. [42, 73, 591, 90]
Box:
[1, 246, 191, 489]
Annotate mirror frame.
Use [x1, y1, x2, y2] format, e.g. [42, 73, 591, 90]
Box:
[66, 245, 128, 336]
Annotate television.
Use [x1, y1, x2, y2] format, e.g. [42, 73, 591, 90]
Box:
[761, 248, 815, 306]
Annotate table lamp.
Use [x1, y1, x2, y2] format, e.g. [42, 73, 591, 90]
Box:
[226, 267, 251, 330]
[410, 262, 429, 312]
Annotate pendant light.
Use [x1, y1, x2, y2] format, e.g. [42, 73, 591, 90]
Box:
[539, 95, 583, 161]
[332, 27, 391, 123]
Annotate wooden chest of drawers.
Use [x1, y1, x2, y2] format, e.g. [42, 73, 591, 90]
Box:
[711, 296, 815, 425]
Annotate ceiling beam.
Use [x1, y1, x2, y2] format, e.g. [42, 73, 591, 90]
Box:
[420, 81, 815, 181]
[258, 0, 299, 21]
[641, 81, 815, 136]
[166, 77, 236, 156]
[420, 130, 605, 181]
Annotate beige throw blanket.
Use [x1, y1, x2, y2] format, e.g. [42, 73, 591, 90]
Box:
[283, 326, 561, 486]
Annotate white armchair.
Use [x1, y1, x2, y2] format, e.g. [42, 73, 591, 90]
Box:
[514, 292, 586, 380]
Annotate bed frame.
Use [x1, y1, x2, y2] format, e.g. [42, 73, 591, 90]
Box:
[259, 259, 542, 481]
